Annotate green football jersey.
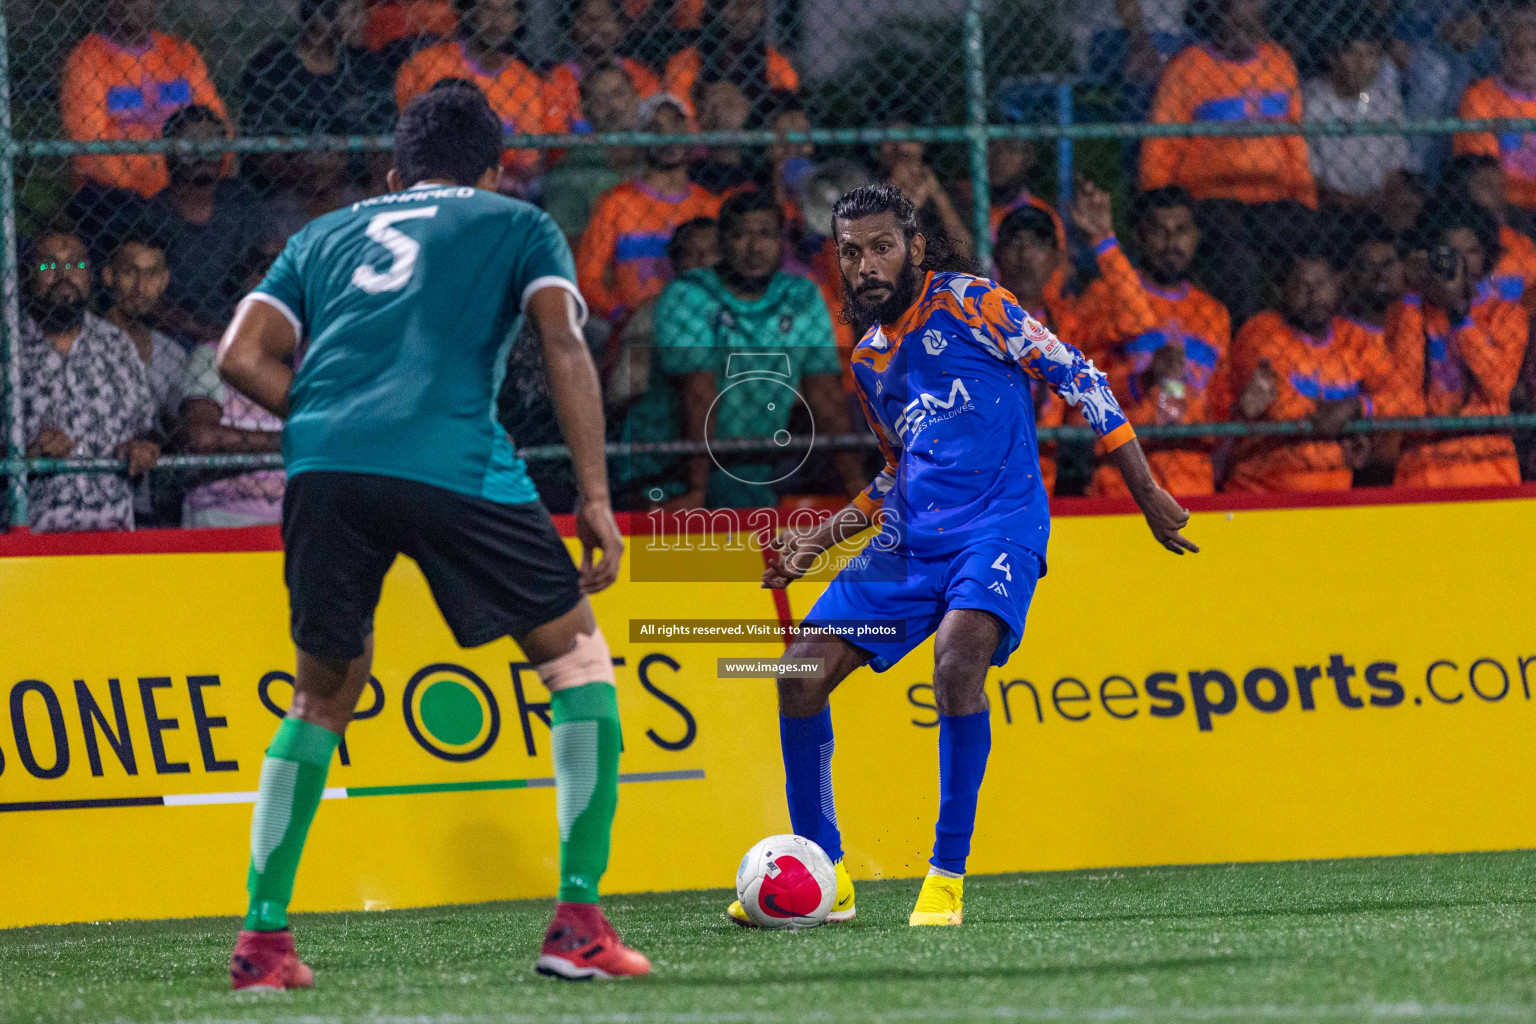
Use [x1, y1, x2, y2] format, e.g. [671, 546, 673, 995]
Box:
[253, 183, 585, 504]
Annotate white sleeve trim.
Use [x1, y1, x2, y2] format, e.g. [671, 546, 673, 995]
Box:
[521, 275, 589, 327]
[244, 291, 303, 341]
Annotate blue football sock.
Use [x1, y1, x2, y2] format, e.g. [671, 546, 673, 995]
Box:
[931, 709, 991, 875]
[779, 709, 843, 863]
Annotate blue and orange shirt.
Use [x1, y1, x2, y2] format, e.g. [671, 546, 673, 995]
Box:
[1492, 223, 1536, 305]
[850, 271, 1132, 558]
[1225, 313, 1395, 492]
[61, 31, 228, 198]
[1076, 241, 1233, 498]
[1140, 41, 1316, 207]
[1383, 289, 1526, 488]
[575, 178, 722, 323]
[1456, 79, 1536, 210]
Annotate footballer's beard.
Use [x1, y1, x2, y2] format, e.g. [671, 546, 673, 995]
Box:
[27, 284, 87, 335]
[843, 262, 922, 337]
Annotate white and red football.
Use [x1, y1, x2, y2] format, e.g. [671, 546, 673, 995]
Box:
[735, 834, 837, 929]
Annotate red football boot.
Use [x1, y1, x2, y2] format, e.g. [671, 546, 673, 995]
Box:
[230, 929, 315, 991]
[535, 902, 651, 980]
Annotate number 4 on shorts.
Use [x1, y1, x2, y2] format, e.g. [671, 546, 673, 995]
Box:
[990, 553, 1012, 581]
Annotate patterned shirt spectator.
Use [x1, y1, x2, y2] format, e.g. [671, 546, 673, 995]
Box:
[102, 237, 184, 437]
[1140, 40, 1316, 207]
[179, 344, 286, 527]
[394, 0, 553, 181]
[60, 3, 227, 199]
[577, 96, 722, 325]
[20, 313, 153, 533]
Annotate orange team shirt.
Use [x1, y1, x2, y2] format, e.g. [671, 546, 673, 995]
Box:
[61, 32, 228, 199]
[1382, 290, 1527, 488]
[991, 189, 1069, 307]
[662, 47, 799, 115]
[1455, 78, 1536, 211]
[395, 41, 553, 177]
[576, 178, 723, 323]
[1074, 239, 1233, 498]
[1225, 314, 1396, 492]
[545, 57, 661, 134]
[362, 0, 458, 50]
[1492, 223, 1536, 307]
[1140, 42, 1317, 208]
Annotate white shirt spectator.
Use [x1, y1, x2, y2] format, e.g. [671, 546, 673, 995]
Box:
[1304, 62, 1418, 197]
[179, 343, 285, 528]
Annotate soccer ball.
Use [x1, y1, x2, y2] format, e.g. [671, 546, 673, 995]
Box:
[735, 834, 837, 929]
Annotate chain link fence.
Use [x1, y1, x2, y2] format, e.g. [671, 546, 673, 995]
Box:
[3, 0, 1536, 530]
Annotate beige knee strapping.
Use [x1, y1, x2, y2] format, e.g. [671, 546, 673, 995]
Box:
[535, 627, 615, 691]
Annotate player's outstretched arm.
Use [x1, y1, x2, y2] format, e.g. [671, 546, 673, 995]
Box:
[1108, 437, 1199, 555]
[762, 503, 871, 589]
[529, 285, 624, 594]
[216, 297, 299, 419]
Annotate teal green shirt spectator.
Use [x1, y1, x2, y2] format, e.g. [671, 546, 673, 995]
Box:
[652, 267, 841, 508]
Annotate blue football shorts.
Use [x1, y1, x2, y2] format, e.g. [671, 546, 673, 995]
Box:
[802, 537, 1043, 671]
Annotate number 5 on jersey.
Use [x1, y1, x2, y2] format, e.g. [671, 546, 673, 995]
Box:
[352, 206, 439, 294]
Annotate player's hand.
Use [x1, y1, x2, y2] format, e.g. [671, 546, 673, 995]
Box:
[1310, 397, 1360, 439]
[761, 524, 827, 589]
[27, 427, 74, 459]
[118, 439, 161, 477]
[1136, 484, 1199, 555]
[575, 496, 624, 594]
[1069, 179, 1115, 244]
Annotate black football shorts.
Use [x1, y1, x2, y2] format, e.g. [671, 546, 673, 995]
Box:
[281, 471, 582, 660]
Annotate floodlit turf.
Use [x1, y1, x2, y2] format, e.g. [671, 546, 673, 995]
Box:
[4, 852, 1536, 1024]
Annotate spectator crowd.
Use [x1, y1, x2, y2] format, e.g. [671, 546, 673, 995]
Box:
[12, 0, 1536, 531]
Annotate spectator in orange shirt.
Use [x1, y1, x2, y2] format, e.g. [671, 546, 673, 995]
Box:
[993, 204, 1070, 495]
[1334, 212, 1407, 485]
[1438, 152, 1536, 307]
[1080, 185, 1234, 498]
[1386, 202, 1528, 488]
[394, 0, 550, 186]
[663, 0, 799, 115]
[950, 138, 1064, 248]
[576, 94, 723, 329]
[1225, 243, 1395, 492]
[545, 0, 660, 134]
[690, 78, 758, 196]
[1454, 7, 1536, 213]
[1140, 0, 1315, 323]
[61, 0, 228, 201]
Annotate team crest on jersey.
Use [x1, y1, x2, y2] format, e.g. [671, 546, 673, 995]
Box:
[779, 314, 794, 334]
[717, 310, 737, 330]
[921, 329, 948, 355]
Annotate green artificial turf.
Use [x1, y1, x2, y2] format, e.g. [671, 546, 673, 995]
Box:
[4, 851, 1536, 1024]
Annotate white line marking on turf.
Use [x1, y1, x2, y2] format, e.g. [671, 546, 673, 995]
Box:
[147, 1002, 1536, 1024]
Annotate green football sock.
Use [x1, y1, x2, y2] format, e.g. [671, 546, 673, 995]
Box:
[550, 683, 621, 904]
[244, 717, 340, 931]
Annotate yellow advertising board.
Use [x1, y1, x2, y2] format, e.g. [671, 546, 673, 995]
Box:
[2, 493, 1535, 929]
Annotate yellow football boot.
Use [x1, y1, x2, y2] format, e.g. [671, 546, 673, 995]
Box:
[728, 859, 856, 925]
[908, 872, 963, 926]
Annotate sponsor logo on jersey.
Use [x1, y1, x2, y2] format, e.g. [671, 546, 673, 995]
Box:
[893, 378, 975, 442]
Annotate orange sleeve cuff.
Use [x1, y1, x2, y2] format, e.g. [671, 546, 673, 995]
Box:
[852, 490, 882, 518]
[1100, 422, 1137, 453]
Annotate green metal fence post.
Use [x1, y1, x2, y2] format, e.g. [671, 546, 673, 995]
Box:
[0, 11, 23, 528]
[963, 0, 990, 271]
